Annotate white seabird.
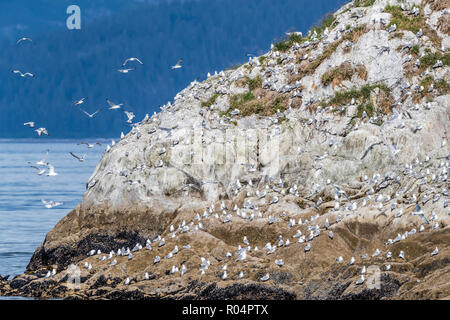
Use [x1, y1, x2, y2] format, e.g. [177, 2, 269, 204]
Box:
[80, 108, 101, 118]
[46, 163, 58, 176]
[122, 57, 143, 67]
[12, 70, 34, 78]
[106, 99, 123, 110]
[69, 152, 86, 162]
[41, 199, 63, 209]
[172, 58, 183, 69]
[17, 37, 32, 44]
[431, 247, 438, 256]
[35, 128, 49, 136]
[260, 273, 270, 282]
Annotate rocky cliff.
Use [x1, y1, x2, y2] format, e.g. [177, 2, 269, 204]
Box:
[1, 0, 449, 299]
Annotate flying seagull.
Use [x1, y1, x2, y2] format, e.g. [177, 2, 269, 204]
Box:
[41, 199, 63, 209]
[117, 68, 136, 74]
[17, 37, 32, 44]
[28, 164, 46, 176]
[172, 58, 183, 69]
[122, 57, 143, 67]
[46, 163, 58, 176]
[69, 152, 86, 162]
[35, 128, 48, 136]
[106, 99, 123, 110]
[78, 142, 101, 148]
[80, 108, 101, 118]
[124, 110, 135, 123]
[23, 122, 35, 128]
[12, 70, 34, 78]
[35, 150, 49, 166]
[411, 204, 429, 224]
[73, 97, 87, 106]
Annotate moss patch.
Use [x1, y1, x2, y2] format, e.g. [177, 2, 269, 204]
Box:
[354, 0, 375, 7]
[201, 93, 219, 108]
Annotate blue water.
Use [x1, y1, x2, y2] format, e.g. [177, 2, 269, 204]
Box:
[0, 139, 108, 279]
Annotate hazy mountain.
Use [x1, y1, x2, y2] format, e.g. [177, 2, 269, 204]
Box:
[0, 0, 348, 138]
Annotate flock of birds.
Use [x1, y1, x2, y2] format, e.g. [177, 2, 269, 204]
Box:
[42, 153, 448, 285]
[13, 36, 184, 210]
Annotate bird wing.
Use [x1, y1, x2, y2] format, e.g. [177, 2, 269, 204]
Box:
[69, 152, 81, 160]
[106, 99, 115, 107]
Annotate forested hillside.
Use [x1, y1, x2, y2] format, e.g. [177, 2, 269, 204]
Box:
[0, 0, 348, 138]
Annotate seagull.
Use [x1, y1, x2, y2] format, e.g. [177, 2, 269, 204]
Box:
[356, 275, 365, 285]
[124, 111, 135, 123]
[35, 150, 49, 166]
[172, 58, 183, 69]
[41, 199, 63, 209]
[431, 247, 438, 256]
[73, 97, 87, 106]
[122, 57, 143, 67]
[260, 273, 270, 281]
[69, 152, 86, 162]
[78, 142, 101, 148]
[412, 204, 429, 224]
[80, 108, 101, 118]
[117, 68, 136, 74]
[35, 128, 48, 136]
[46, 163, 58, 176]
[23, 122, 35, 128]
[12, 70, 34, 78]
[17, 37, 32, 44]
[106, 99, 123, 110]
[399, 251, 405, 259]
[153, 256, 161, 264]
[387, 24, 397, 33]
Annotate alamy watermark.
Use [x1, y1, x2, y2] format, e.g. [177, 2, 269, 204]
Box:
[366, 265, 381, 289]
[66, 264, 81, 290]
[66, 5, 81, 30]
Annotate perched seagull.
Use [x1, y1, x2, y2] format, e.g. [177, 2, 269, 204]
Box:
[431, 247, 438, 256]
[260, 273, 270, 281]
[172, 58, 183, 69]
[106, 99, 123, 110]
[356, 275, 365, 285]
[23, 122, 35, 128]
[80, 108, 101, 119]
[35, 128, 48, 136]
[73, 97, 87, 106]
[69, 152, 86, 162]
[122, 57, 143, 67]
[12, 70, 34, 78]
[41, 199, 63, 209]
[117, 68, 136, 74]
[17, 37, 32, 44]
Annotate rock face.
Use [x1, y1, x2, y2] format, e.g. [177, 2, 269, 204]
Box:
[3, 0, 449, 299]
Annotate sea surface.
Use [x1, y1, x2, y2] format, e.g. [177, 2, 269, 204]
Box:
[0, 139, 108, 281]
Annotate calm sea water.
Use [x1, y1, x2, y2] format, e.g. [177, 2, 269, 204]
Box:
[0, 139, 108, 280]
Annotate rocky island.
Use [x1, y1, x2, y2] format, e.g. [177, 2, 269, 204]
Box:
[1, 0, 449, 300]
